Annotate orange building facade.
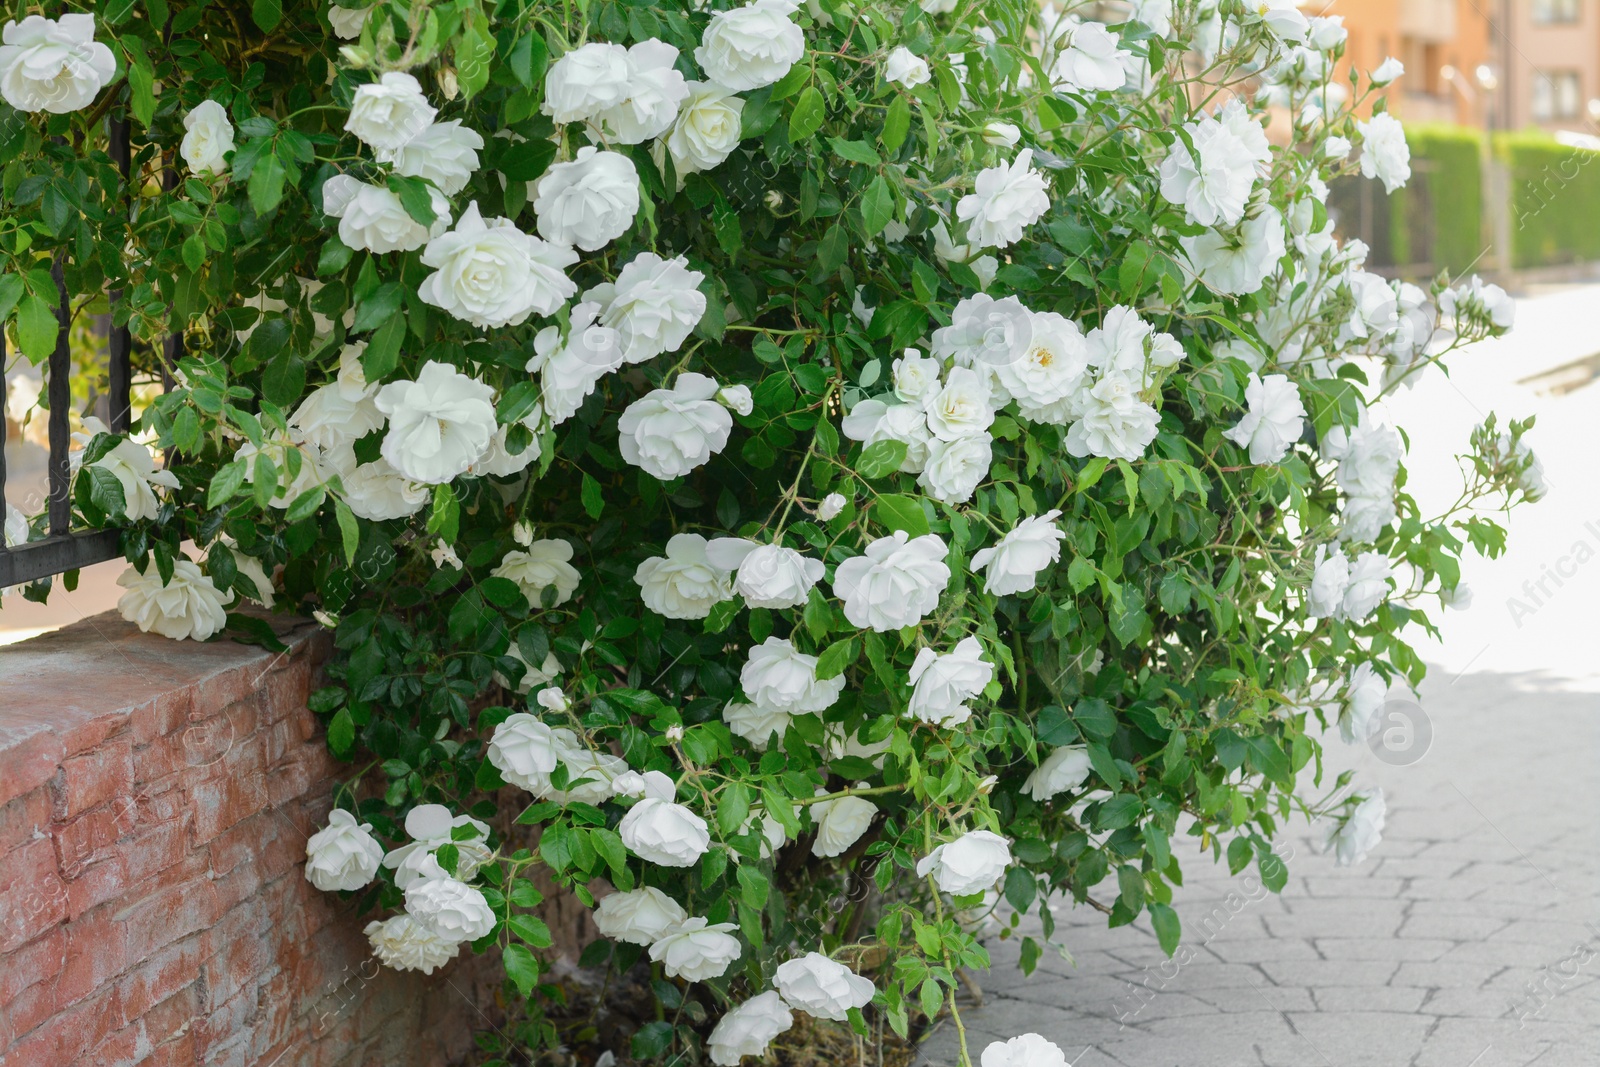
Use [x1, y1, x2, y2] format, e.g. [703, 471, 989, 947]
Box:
[1322, 0, 1600, 133]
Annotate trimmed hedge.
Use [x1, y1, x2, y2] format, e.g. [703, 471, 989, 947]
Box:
[1494, 129, 1600, 269]
[1393, 124, 1484, 276]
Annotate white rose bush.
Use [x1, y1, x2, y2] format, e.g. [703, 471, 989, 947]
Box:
[5, 0, 1545, 1063]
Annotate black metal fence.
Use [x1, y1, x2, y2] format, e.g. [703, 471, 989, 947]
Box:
[0, 117, 172, 590]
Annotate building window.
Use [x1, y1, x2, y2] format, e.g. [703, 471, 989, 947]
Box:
[1532, 71, 1582, 120]
[1533, 0, 1580, 22]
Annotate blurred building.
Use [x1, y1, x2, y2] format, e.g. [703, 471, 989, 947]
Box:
[1326, 0, 1600, 133]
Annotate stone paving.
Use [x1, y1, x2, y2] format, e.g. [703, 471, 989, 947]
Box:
[918, 671, 1600, 1067]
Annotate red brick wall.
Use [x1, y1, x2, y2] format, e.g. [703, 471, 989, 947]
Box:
[0, 613, 501, 1067]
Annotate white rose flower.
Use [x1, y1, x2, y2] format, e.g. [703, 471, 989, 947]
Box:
[304, 809, 385, 892]
[924, 367, 996, 442]
[956, 149, 1051, 249]
[738, 636, 845, 715]
[290, 377, 385, 453]
[1064, 372, 1160, 462]
[321, 174, 450, 254]
[1442, 276, 1515, 336]
[931, 294, 1034, 387]
[235, 436, 332, 509]
[469, 417, 544, 478]
[1357, 112, 1411, 193]
[534, 146, 640, 251]
[1180, 208, 1286, 297]
[916, 829, 1012, 896]
[327, 5, 371, 39]
[1023, 746, 1092, 801]
[0, 14, 115, 114]
[906, 636, 994, 727]
[1342, 551, 1392, 621]
[636, 533, 735, 620]
[705, 539, 825, 609]
[487, 713, 562, 791]
[494, 644, 561, 695]
[891, 348, 942, 404]
[983, 122, 1021, 148]
[841, 399, 933, 474]
[1371, 56, 1404, 86]
[1049, 19, 1130, 93]
[918, 434, 993, 504]
[1000, 312, 1091, 414]
[775, 952, 877, 1020]
[364, 914, 460, 974]
[618, 372, 734, 479]
[1325, 134, 1352, 159]
[333, 451, 429, 521]
[382, 805, 494, 888]
[493, 540, 581, 607]
[594, 887, 689, 945]
[722, 702, 792, 751]
[695, 0, 805, 91]
[970, 510, 1065, 596]
[833, 531, 951, 632]
[597, 39, 691, 144]
[1307, 14, 1347, 49]
[612, 769, 676, 802]
[817, 492, 848, 521]
[660, 81, 746, 179]
[1319, 789, 1386, 866]
[1341, 662, 1386, 744]
[544, 42, 633, 124]
[585, 252, 708, 363]
[116, 558, 229, 642]
[619, 797, 712, 867]
[526, 305, 626, 426]
[181, 100, 235, 175]
[1223, 373, 1305, 465]
[1159, 111, 1259, 228]
[419, 202, 578, 328]
[981, 1034, 1068, 1067]
[1307, 544, 1349, 619]
[373, 361, 497, 484]
[404, 858, 497, 944]
[649, 917, 743, 981]
[1442, 581, 1472, 610]
[809, 793, 877, 858]
[345, 71, 436, 153]
[1245, 0, 1309, 42]
[545, 735, 630, 805]
[709, 992, 794, 1066]
[380, 119, 484, 196]
[82, 431, 179, 522]
[885, 46, 931, 87]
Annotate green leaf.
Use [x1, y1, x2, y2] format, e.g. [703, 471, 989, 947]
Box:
[456, 6, 496, 99]
[261, 352, 305, 408]
[428, 484, 461, 544]
[817, 223, 848, 274]
[788, 86, 826, 143]
[126, 48, 155, 126]
[631, 1022, 673, 1060]
[335, 500, 359, 565]
[737, 865, 769, 908]
[85, 465, 127, 519]
[15, 293, 58, 359]
[208, 461, 248, 508]
[1036, 705, 1081, 747]
[861, 174, 893, 237]
[387, 174, 438, 225]
[316, 237, 353, 276]
[0, 274, 23, 323]
[882, 95, 911, 153]
[815, 637, 858, 681]
[873, 494, 929, 537]
[1148, 902, 1181, 957]
[360, 313, 405, 381]
[1072, 698, 1117, 740]
[502, 943, 539, 996]
[507, 914, 553, 948]
[327, 707, 355, 757]
[581, 472, 604, 519]
[830, 137, 882, 165]
[1003, 866, 1036, 913]
[856, 439, 907, 479]
[352, 282, 403, 333]
[248, 149, 286, 215]
[251, 0, 282, 31]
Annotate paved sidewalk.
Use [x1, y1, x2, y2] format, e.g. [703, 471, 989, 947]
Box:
[918, 672, 1600, 1067]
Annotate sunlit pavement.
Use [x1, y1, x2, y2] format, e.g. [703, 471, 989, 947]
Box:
[920, 285, 1600, 1066]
